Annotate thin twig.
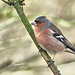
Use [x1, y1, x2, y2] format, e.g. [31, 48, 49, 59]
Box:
[2, 0, 12, 6]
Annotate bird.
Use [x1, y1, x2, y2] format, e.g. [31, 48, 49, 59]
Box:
[31, 16, 75, 64]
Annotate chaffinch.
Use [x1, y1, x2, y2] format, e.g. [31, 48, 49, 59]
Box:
[31, 16, 75, 63]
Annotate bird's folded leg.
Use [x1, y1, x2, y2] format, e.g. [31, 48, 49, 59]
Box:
[47, 53, 56, 66]
[47, 60, 55, 67]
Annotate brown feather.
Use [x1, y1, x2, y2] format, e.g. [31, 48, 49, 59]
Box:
[50, 24, 62, 35]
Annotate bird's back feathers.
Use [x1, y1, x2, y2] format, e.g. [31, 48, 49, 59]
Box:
[50, 24, 62, 35]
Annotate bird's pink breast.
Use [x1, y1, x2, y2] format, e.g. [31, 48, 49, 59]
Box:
[34, 28, 65, 54]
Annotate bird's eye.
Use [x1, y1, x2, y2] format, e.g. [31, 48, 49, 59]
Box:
[39, 22, 42, 23]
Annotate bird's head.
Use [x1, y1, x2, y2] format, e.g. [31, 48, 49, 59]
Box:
[31, 16, 52, 29]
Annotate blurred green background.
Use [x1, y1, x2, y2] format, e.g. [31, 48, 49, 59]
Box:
[0, 0, 75, 75]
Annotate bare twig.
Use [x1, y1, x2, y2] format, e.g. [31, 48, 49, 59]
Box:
[2, 0, 12, 6]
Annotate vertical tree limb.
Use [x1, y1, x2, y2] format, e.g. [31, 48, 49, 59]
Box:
[2, 0, 61, 75]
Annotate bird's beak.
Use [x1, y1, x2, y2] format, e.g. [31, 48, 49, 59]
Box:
[31, 22, 37, 25]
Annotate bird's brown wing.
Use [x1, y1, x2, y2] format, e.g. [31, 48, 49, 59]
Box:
[50, 24, 75, 52]
[50, 24, 63, 35]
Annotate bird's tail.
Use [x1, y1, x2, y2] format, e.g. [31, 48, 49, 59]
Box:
[67, 46, 75, 52]
[61, 36, 75, 52]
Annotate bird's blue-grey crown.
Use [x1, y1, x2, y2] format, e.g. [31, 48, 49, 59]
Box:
[35, 16, 46, 23]
[35, 16, 52, 29]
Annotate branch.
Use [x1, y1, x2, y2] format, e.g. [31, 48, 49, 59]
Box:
[2, 0, 61, 75]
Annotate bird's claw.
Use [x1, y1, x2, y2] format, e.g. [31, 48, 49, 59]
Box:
[47, 60, 55, 67]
